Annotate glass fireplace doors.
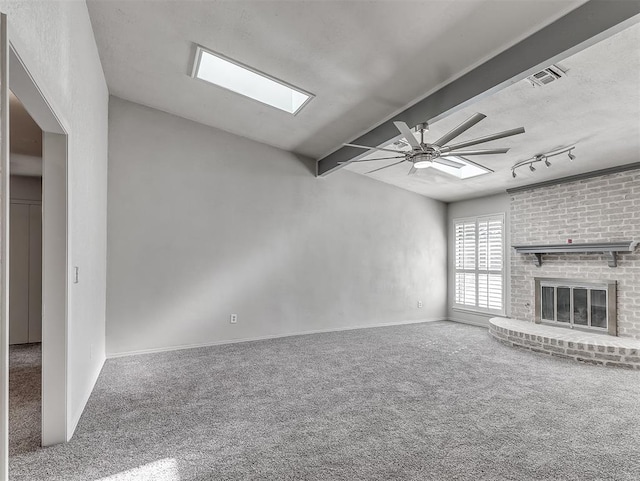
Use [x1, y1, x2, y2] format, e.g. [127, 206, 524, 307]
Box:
[535, 278, 617, 336]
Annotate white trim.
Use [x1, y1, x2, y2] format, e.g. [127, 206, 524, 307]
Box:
[448, 317, 489, 328]
[8, 39, 69, 135]
[107, 318, 449, 359]
[41, 132, 69, 445]
[0, 13, 10, 479]
[451, 306, 504, 317]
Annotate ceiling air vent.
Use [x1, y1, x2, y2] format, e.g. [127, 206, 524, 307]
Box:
[526, 65, 565, 87]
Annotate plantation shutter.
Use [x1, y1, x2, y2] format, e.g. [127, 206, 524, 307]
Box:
[455, 220, 476, 306]
[454, 214, 504, 313]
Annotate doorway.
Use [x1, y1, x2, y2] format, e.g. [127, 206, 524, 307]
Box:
[8, 91, 42, 455]
[1, 29, 70, 471]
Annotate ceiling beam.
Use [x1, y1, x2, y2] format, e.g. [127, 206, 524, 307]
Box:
[317, 1, 640, 176]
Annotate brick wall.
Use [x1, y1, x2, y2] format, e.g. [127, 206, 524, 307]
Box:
[510, 168, 640, 338]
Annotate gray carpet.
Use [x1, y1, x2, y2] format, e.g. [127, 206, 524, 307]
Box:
[9, 321, 640, 480]
[9, 343, 41, 457]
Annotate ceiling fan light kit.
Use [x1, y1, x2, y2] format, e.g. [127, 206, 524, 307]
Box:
[413, 159, 432, 169]
[342, 113, 525, 178]
[511, 145, 576, 178]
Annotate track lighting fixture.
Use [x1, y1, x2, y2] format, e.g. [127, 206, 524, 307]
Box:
[511, 144, 576, 179]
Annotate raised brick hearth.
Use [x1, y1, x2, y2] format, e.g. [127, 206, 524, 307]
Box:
[489, 317, 640, 369]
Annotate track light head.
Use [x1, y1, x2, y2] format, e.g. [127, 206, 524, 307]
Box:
[529, 163, 536, 172]
[568, 151, 576, 161]
[544, 158, 551, 167]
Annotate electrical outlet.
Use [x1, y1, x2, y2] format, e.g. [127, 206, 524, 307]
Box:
[74, 266, 79, 284]
[230, 314, 238, 324]
[417, 301, 423, 308]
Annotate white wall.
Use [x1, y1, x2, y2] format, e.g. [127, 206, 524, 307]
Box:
[447, 193, 511, 327]
[0, 1, 108, 436]
[107, 97, 447, 356]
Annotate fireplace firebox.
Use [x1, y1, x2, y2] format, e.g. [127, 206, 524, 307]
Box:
[534, 278, 617, 336]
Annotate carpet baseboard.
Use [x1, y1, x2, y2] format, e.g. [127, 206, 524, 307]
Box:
[107, 317, 449, 359]
[448, 317, 489, 328]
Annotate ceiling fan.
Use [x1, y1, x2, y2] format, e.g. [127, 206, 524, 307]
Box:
[341, 113, 525, 175]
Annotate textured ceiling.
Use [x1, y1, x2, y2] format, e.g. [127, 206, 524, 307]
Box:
[344, 21, 640, 202]
[86, 0, 585, 160]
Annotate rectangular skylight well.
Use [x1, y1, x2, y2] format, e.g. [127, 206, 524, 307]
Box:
[192, 45, 313, 114]
[431, 156, 492, 179]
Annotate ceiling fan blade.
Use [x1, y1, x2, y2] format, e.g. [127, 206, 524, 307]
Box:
[338, 156, 405, 164]
[366, 159, 406, 174]
[441, 127, 525, 152]
[434, 157, 465, 168]
[407, 165, 417, 175]
[433, 113, 486, 147]
[344, 143, 406, 154]
[445, 148, 510, 156]
[393, 121, 423, 151]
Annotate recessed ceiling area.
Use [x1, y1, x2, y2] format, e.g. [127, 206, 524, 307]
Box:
[86, 0, 585, 159]
[344, 21, 640, 202]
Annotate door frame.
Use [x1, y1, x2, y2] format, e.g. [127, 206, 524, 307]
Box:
[1, 14, 71, 477]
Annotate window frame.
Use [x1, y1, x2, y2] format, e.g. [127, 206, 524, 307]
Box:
[452, 213, 506, 316]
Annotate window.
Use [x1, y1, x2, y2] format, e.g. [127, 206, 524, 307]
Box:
[192, 45, 313, 114]
[454, 214, 504, 314]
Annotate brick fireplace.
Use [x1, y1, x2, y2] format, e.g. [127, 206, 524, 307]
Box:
[509, 167, 640, 339]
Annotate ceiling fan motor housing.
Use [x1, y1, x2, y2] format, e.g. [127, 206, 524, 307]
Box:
[413, 152, 433, 162]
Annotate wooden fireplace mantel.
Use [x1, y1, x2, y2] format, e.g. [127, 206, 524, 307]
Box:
[512, 241, 638, 267]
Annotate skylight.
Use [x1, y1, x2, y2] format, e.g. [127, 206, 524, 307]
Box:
[192, 45, 313, 114]
[431, 156, 492, 179]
